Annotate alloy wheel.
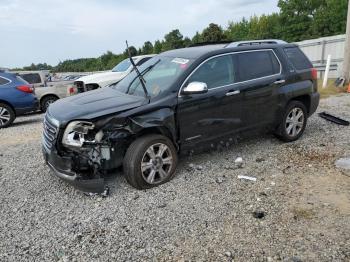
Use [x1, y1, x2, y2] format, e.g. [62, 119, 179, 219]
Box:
[285, 107, 305, 137]
[0, 107, 11, 127]
[141, 143, 174, 184]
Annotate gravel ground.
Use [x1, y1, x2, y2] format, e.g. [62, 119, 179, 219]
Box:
[0, 94, 350, 261]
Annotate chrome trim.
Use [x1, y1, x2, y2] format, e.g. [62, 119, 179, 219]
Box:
[226, 90, 240, 96]
[178, 49, 283, 97]
[226, 39, 287, 48]
[0, 76, 12, 86]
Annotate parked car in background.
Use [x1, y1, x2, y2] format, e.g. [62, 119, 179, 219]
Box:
[74, 55, 155, 93]
[42, 40, 319, 193]
[0, 71, 38, 128]
[14, 71, 47, 88]
[35, 83, 72, 112]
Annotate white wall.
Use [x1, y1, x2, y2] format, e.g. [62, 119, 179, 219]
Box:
[295, 34, 345, 78]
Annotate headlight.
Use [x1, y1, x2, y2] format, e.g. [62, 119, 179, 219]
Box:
[62, 121, 95, 148]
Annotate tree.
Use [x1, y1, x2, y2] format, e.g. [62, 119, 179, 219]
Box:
[183, 37, 192, 47]
[192, 31, 202, 44]
[312, 0, 349, 37]
[201, 23, 226, 42]
[142, 41, 154, 54]
[278, 0, 324, 41]
[154, 40, 163, 54]
[162, 29, 184, 51]
[123, 46, 138, 57]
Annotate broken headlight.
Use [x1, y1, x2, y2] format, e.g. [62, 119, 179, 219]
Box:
[62, 121, 97, 148]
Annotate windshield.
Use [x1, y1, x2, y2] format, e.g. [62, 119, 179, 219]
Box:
[112, 59, 132, 72]
[113, 56, 192, 98]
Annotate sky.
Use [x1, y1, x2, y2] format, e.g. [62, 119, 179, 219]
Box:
[0, 0, 279, 68]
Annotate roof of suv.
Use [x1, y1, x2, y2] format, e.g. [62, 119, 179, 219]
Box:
[162, 40, 296, 59]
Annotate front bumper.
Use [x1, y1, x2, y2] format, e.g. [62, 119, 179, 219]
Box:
[42, 147, 105, 193]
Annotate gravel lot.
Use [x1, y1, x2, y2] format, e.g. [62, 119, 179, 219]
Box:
[0, 95, 350, 261]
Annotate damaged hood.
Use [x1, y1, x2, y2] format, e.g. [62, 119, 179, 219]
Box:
[48, 87, 146, 125]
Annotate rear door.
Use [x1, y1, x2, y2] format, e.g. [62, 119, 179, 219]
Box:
[177, 54, 243, 146]
[233, 49, 284, 129]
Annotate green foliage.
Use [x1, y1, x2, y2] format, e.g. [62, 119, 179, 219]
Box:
[162, 29, 184, 51]
[201, 23, 226, 42]
[18, 0, 349, 72]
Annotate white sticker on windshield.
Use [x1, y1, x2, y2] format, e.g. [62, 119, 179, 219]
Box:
[172, 58, 189, 65]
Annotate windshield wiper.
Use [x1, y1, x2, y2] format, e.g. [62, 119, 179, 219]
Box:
[125, 40, 150, 100]
[140, 59, 160, 76]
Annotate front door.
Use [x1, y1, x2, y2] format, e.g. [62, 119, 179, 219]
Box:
[177, 54, 243, 147]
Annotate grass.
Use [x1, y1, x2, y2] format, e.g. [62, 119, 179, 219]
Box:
[318, 79, 348, 99]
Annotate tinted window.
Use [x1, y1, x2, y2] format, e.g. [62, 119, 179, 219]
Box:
[0, 77, 10, 85]
[20, 73, 42, 84]
[236, 50, 280, 82]
[187, 55, 235, 89]
[284, 47, 312, 70]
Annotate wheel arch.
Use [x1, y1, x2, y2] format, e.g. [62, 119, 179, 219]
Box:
[289, 95, 311, 114]
[40, 94, 60, 105]
[0, 99, 16, 116]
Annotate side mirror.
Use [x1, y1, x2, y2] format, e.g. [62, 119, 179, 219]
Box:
[182, 82, 208, 95]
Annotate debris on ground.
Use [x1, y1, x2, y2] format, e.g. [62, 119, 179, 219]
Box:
[252, 210, 266, 219]
[84, 186, 110, 197]
[335, 158, 350, 176]
[238, 175, 257, 182]
[318, 112, 349, 126]
[234, 157, 244, 168]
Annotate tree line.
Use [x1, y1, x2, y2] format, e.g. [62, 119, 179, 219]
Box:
[18, 0, 349, 72]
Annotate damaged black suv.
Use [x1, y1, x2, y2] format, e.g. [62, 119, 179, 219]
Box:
[42, 40, 319, 193]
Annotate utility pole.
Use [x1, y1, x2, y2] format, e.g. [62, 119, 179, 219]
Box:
[343, 0, 350, 83]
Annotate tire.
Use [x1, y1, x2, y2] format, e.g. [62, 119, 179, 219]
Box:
[276, 101, 308, 142]
[41, 96, 58, 112]
[123, 134, 178, 190]
[0, 103, 15, 128]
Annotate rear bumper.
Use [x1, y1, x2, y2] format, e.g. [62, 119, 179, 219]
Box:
[309, 92, 320, 116]
[16, 99, 39, 115]
[42, 146, 105, 193]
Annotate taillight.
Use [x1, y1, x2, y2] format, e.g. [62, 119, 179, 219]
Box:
[16, 85, 34, 93]
[311, 68, 318, 80]
[69, 87, 75, 95]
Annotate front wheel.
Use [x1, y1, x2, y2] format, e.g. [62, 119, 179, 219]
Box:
[276, 101, 307, 142]
[41, 96, 58, 112]
[0, 103, 15, 128]
[123, 134, 178, 190]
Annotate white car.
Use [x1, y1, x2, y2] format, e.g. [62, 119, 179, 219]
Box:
[74, 55, 155, 93]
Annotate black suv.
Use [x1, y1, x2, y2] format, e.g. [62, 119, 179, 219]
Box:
[42, 40, 319, 193]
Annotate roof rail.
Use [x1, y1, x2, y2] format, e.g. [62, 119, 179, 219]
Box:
[225, 39, 287, 48]
[189, 41, 232, 47]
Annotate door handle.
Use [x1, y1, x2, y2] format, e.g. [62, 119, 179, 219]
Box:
[226, 90, 240, 96]
[274, 79, 286, 85]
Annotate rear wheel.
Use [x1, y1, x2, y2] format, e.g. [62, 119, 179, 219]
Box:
[0, 103, 15, 128]
[276, 101, 307, 142]
[123, 134, 178, 189]
[41, 96, 58, 112]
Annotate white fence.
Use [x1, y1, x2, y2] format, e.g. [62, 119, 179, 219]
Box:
[296, 34, 345, 79]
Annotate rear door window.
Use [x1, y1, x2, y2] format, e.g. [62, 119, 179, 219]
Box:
[235, 50, 281, 82]
[20, 73, 42, 84]
[187, 55, 235, 89]
[0, 77, 10, 86]
[283, 47, 312, 70]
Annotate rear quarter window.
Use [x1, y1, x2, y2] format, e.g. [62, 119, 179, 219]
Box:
[0, 77, 10, 86]
[284, 47, 312, 70]
[20, 73, 42, 84]
[235, 50, 280, 82]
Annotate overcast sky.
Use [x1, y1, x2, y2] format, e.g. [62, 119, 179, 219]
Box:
[0, 0, 279, 68]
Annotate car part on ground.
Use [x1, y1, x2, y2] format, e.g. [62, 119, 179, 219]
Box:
[42, 40, 320, 193]
[318, 112, 350, 126]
